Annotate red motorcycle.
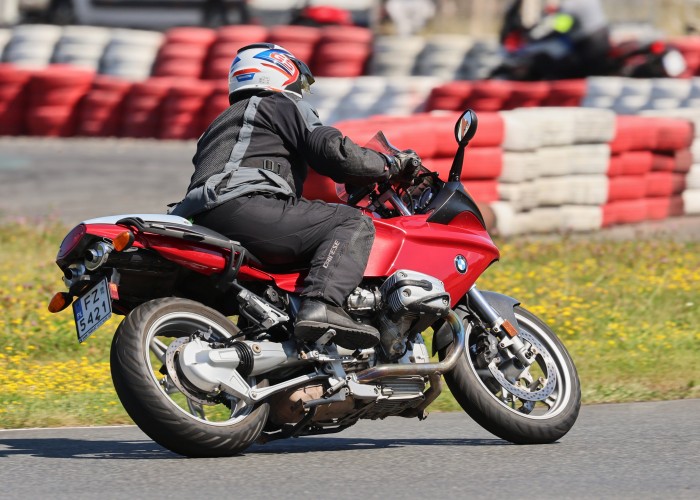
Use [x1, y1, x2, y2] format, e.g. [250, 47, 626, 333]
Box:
[48, 110, 581, 457]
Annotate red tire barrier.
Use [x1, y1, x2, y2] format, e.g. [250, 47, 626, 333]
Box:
[602, 199, 647, 226]
[609, 116, 659, 153]
[268, 26, 322, 64]
[159, 81, 214, 140]
[618, 150, 654, 176]
[153, 27, 216, 79]
[202, 85, 230, 128]
[651, 150, 693, 173]
[654, 118, 694, 151]
[467, 81, 512, 112]
[425, 82, 472, 112]
[203, 25, 270, 81]
[426, 148, 503, 180]
[0, 64, 33, 135]
[645, 171, 687, 197]
[542, 79, 586, 107]
[26, 65, 94, 137]
[312, 27, 373, 77]
[607, 175, 646, 201]
[463, 179, 499, 202]
[121, 78, 173, 138]
[77, 76, 133, 137]
[504, 81, 550, 109]
[607, 154, 624, 176]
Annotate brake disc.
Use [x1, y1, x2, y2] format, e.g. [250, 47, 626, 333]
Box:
[487, 330, 557, 402]
[164, 337, 216, 406]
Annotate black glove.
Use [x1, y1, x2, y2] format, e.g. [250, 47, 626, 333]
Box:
[385, 149, 421, 188]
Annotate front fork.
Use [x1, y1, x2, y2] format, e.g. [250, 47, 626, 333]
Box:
[467, 286, 536, 367]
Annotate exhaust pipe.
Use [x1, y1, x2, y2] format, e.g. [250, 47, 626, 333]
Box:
[354, 310, 467, 383]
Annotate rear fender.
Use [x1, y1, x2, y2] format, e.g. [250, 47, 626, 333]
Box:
[432, 291, 521, 355]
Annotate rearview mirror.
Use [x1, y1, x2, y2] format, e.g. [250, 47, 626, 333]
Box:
[454, 109, 478, 146]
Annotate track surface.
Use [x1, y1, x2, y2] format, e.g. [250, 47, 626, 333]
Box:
[1, 399, 698, 499]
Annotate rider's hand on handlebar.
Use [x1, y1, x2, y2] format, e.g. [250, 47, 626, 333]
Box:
[386, 149, 422, 188]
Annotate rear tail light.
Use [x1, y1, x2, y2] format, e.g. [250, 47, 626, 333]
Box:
[57, 224, 86, 260]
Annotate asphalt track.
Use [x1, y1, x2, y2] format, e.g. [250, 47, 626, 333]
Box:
[1, 399, 699, 499]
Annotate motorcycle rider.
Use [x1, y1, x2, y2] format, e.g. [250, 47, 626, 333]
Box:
[499, 0, 610, 79]
[169, 43, 419, 351]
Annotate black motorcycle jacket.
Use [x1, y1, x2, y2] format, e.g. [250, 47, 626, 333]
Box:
[169, 90, 389, 219]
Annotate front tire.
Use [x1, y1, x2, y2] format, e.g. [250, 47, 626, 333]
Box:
[110, 297, 269, 457]
[439, 305, 580, 444]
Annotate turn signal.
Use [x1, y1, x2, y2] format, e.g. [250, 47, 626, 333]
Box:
[48, 292, 72, 313]
[112, 230, 134, 252]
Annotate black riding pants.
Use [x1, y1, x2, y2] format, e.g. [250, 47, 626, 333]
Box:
[194, 194, 375, 306]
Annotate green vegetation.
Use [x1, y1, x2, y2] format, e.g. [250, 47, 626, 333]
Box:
[1, 221, 698, 427]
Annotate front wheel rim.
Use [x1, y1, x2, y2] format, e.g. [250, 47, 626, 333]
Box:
[468, 312, 574, 420]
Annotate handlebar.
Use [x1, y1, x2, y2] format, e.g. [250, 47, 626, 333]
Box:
[347, 184, 376, 207]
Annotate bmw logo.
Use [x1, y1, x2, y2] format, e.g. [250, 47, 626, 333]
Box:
[455, 255, 468, 274]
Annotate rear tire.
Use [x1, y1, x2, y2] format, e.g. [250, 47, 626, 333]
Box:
[439, 305, 580, 444]
[110, 297, 269, 457]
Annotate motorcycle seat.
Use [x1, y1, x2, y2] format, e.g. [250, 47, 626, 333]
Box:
[186, 223, 308, 274]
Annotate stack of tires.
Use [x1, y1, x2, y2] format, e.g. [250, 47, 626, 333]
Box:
[0, 29, 11, 60]
[76, 76, 133, 137]
[604, 115, 693, 225]
[100, 29, 164, 81]
[491, 107, 616, 236]
[425, 81, 472, 113]
[0, 64, 32, 135]
[25, 66, 95, 137]
[152, 27, 216, 79]
[120, 78, 172, 138]
[583, 77, 695, 114]
[202, 25, 269, 81]
[52, 26, 112, 71]
[369, 36, 424, 77]
[159, 81, 215, 140]
[306, 77, 354, 123]
[201, 85, 230, 127]
[312, 26, 372, 77]
[461, 41, 503, 80]
[426, 80, 586, 113]
[414, 35, 474, 80]
[3, 25, 62, 67]
[640, 108, 700, 216]
[329, 76, 386, 122]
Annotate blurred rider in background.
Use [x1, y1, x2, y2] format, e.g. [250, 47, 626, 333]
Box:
[500, 0, 610, 79]
[169, 43, 419, 351]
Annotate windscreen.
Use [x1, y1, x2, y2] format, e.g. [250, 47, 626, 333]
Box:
[335, 131, 400, 201]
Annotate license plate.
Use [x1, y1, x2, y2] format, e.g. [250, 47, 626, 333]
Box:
[73, 278, 112, 343]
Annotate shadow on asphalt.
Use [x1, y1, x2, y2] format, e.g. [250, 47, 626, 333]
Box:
[0, 438, 178, 459]
[0, 436, 508, 459]
[250, 437, 509, 454]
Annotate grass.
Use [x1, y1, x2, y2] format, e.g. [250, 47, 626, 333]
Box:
[1, 220, 698, 427]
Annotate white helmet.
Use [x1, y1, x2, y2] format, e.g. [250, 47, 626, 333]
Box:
[228, 43, 315, 101]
